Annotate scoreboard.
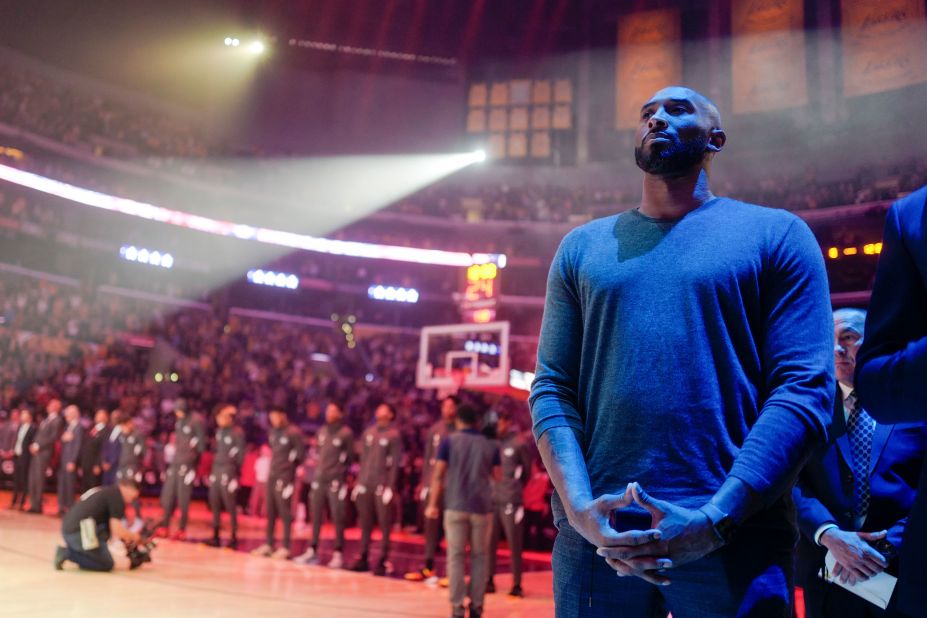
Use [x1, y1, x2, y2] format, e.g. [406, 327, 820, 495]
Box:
[459, 262, 499, 323]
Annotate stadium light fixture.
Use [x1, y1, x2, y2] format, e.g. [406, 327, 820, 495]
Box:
[119, 245, 173, 269]
[368, 285, 420, 304]
[247, 41, 265, 55]
[247, 269, 299, 290]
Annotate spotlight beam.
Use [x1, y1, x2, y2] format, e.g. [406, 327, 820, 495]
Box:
[0, 162, 503, 268]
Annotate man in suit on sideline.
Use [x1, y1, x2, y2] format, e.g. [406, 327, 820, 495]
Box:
[11, 408, 36, 509]
[101, 410, 123, 486]
[27, 399, 64, 513]
[856, 185, 927, 617]
[794, 308, 926, 617]
[80, 409, 110, 492]
[56, 404, 84, 515]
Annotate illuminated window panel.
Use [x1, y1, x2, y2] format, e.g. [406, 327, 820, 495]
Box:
[554, 79, 573, 103]
[466, 109, 487, 133]
[531, 106, 551, 130]
[553, 104, 572, 129]
[508, 132, 528, 158]
[490, 82, 509, 107]
[531, 131, 551, 158]
[489, 108, 508, 132]
[510, 79, 531, 105]
[488, 134, 507, 159]
[510, 107, 529, 131]
[468, 83, 488, 107]
[532, 80, 552, 104]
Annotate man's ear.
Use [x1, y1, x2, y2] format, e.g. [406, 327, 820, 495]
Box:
[707, 128, 726, 153]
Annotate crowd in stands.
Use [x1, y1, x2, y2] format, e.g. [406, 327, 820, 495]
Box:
[0, 268, 548, 541]
[0, 59, 249, 160]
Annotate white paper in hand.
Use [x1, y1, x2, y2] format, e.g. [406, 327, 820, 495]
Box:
[819, 550, 897, 610]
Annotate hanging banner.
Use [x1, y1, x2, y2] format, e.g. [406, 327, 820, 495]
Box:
[615, 9, 682, 130]
[841, 0, 927, 97]
[731, 0, 808, 114]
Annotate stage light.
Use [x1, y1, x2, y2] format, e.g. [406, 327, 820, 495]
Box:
[247, 269, 299, 290]
[170, 373, 179, 383]
[0, 162, 506, 268]
[224, 37, 233, 46]
[154, 373, 164, 383]
[119, 245, 173, 269]
[473, 149, 487, 163]
[367, 284, 419, 304]
[248, 41, 265, 55]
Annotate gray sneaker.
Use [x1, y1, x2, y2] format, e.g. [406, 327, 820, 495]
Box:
[271, 547, 291, 560]
[293, 547, 317, 565]
[250, 543, 273, 557]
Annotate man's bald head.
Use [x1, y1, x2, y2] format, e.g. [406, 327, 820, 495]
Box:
[644, 86, 722, 130]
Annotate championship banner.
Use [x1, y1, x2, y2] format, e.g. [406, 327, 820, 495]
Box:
[841, 0, 927, 97]
[614, 9, 681, 130]
[731, 0, 808, 114]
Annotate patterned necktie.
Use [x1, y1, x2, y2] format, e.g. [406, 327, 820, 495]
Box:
[846, 390, 873, 518]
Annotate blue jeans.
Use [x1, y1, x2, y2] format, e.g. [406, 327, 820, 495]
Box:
[63, 529, 115, 572]
[552, 521, 794, 618]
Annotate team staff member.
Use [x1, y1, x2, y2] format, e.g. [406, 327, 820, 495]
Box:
[405, 396, 458, 582]
[251, 409, 305, 560]
[487, 411, 534, 597]
[426, 404, 501, 618]
[157, 399, 206, 540]
[101, 410, 123, 486]
[794, 309, 926, 617]
[11, 409, 36, 510]
[80, 409, 111, 492]
[207, 404, 245, 549]
[56, 405, 84, 515]
[351, 403, 403, 576]
[27, 399, 65, 514]
[54, 479, 142, 572]
[295, 400, 354, 568]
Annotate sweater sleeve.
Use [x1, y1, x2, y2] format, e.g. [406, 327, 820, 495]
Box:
[728, 219, 835, 504]
[529, 235, 585, 443]
[856, 199, 927, 423]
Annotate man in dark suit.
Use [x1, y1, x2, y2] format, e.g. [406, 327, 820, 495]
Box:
[857, 185, 927, 617]
[101, 410, 123, 486]
[80, 408, 110, 492]
[795, 308, 926, 617]
[56, 405, 84, 515]
[27, 399, 65, 513]
[11, 408, 36, 509]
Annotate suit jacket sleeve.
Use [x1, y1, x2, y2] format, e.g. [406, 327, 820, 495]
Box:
[389, 434, 402, 489]
[792, 473, 838, 542]
[857, 195, 927, 423]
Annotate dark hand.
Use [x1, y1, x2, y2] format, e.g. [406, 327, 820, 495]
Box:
[570, 485, 665, 583]
[821, 529, 888, 585]
[597, 483, 723, 584]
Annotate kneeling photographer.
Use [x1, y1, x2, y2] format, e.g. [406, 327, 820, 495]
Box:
[54, 479, 144, 571]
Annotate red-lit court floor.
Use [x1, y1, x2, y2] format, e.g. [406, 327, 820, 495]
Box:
[0, 491, 554, 618]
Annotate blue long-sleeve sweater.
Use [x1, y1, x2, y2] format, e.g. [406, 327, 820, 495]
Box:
[530, 198, 834, 526]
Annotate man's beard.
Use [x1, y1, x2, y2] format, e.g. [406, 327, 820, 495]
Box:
[634, 134, 709, 176]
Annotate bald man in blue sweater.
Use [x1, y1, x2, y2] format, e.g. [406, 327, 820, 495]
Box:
[530, 86, 834, 617]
